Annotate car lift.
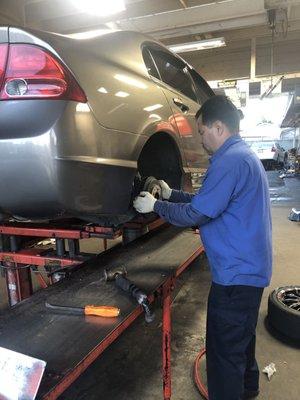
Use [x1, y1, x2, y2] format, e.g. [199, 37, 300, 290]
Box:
[0, 218, 204, 400]
[0, 215, 165, 306]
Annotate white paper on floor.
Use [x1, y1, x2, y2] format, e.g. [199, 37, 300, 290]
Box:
[262, 362, 276, 380]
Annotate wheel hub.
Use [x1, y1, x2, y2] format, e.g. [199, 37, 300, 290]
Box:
[143, 176, 162, 200]
[277, 287, 300, 311]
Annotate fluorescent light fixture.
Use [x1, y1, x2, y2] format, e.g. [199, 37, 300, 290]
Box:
[97, 87, 108, 94]
[143, 104, 163, 112]
[114, 74, 147, 89]
[115, 91, 130, 98]
[168, 37, 226, 53]
[71, 0, 126, 17]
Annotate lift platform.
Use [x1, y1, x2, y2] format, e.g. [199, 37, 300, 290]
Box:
[0, 225, 204, 400]
[0, 215, 166, 306]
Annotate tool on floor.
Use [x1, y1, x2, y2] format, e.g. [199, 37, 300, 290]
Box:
[104, 267, 155, 323]
[45, 302, 120, 317]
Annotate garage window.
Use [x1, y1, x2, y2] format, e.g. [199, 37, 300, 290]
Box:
[149, 48, 197, 102]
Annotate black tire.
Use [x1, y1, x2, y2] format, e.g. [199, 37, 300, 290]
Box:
[268, 286, 300, 340]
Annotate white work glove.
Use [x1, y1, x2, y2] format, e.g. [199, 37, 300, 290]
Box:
[133, 191, 157, 213]
[158, 180, 172, 200]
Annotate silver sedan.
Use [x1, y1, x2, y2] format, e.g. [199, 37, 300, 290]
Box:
[0, 26, 213, 225]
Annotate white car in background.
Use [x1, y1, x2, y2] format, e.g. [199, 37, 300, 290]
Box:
[245, 140, 288, 168]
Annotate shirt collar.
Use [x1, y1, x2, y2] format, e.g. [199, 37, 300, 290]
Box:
[210, 134, 242, 163]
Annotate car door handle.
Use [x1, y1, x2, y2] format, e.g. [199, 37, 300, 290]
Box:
[173, 98, 189, 112]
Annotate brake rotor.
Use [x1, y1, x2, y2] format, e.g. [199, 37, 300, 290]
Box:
[143, 176, 162, 200]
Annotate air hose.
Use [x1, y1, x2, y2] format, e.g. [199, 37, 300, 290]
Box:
[194, 348, 209, 399]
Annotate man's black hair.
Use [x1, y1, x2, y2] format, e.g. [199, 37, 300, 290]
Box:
[195, 95, 240, 133]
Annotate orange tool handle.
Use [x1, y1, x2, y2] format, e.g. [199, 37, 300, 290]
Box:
[84, 305, 120, 317]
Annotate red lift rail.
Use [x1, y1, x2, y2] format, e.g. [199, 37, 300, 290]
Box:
[0, 216, 166, 306]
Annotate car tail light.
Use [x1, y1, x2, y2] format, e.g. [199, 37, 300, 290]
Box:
[0, 44, 8, 90]
[271, 146, 276, 152]
[0, 44, 87, 102]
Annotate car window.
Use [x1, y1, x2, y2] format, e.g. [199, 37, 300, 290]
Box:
[142, 47, 160, 80]
[189, 68, 215, 104]
[149, 48, 197, 102]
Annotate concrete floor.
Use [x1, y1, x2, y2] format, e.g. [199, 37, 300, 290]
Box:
[1, 171, 300, 399]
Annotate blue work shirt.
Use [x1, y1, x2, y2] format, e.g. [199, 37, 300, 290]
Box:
[154, 135, 272, 287]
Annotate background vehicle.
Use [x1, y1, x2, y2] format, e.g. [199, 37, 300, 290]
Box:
[245, 140, 288, 168]
[0, 26, 213, 225]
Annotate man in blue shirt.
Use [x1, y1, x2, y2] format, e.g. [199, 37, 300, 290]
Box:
[133, 95, 272, 400]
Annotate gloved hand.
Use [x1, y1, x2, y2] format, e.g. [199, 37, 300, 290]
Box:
[158, 180, 172, 200]
[133, 191, 157, 213]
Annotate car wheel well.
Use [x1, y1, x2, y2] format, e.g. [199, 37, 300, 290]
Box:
[137, 133, 183, 190]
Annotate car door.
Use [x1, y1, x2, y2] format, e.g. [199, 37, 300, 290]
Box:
[147, 46, 209, 172]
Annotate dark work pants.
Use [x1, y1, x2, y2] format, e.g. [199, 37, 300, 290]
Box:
[206, 282, 264, 400]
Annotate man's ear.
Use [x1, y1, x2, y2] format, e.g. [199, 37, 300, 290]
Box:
[214, 120, 224, 136]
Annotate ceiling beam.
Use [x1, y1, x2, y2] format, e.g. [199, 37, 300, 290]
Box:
[116, 0, 267, 34]
[161, 18, 300, 47]
[149, 15, 267, 39]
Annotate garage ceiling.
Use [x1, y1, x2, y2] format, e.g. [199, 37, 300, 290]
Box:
[1, 0, 300, 81]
